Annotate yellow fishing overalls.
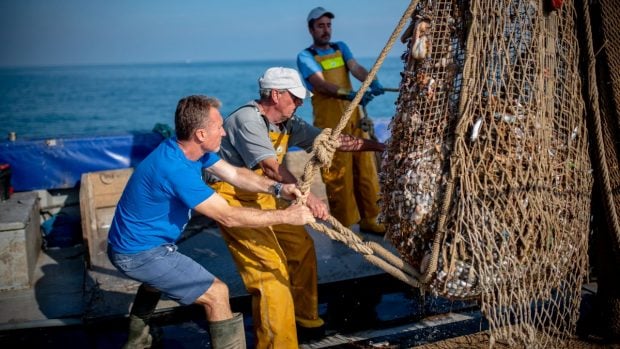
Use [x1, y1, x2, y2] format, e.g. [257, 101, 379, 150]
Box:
[211, 111, 323, 349]
[309, 47, 381, 227]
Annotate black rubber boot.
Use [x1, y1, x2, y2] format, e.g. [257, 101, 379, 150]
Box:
[208, 312, 246, 349]
[297, 323, 326, 343]
[123, 284, 161, 349]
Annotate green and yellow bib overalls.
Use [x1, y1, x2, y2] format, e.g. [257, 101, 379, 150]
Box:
[307, 46, 381, 227]
[211, 108, 323, 349]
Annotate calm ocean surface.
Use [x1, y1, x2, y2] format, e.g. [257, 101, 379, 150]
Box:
[0, 57, 402, 142]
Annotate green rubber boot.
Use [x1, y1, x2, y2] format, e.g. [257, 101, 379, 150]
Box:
[122, 315, 153, 349]
[122, 284, 161, 349]
[208, 312, 246, 349]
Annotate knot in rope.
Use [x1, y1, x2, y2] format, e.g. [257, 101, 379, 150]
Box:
[312, 128, 340, 169]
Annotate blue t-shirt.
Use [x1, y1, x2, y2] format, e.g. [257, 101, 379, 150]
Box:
[296, 41, 354, 91]
[108, 137, 220, 254]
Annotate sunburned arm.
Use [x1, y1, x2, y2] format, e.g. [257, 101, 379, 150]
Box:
[207, 159, 272, 192]
[258, 156, 296, 183]
[206, 159, 301, 200]
[195, 193, 314, 228]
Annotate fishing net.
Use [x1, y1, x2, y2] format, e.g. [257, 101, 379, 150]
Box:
[583, 0, 620, 340]
[379, 0, 592, 347]
[589, 0, 620, 258]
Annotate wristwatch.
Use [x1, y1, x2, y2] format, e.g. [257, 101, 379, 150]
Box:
[271, 182, 283, 198]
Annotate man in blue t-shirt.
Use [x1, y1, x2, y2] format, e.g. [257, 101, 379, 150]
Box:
[107, 95, 315, 349]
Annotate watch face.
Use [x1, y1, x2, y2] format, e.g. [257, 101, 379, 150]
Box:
[274, 183, 283, 198]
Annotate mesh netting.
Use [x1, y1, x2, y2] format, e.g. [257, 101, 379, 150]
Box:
[593, 0, 620, 257]
[583, 0, 620, 338]
[379, 0, 592, 347]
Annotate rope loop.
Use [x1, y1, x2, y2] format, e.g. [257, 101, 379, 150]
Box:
[312, 129, 340, 169]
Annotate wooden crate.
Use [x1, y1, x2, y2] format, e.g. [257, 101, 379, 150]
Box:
[0, 192, 40, 290]
[80, 168, 133, 269]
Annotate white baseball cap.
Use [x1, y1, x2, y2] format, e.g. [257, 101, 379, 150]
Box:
[258, 67, 311, 99]
[307, 7, 334, 23]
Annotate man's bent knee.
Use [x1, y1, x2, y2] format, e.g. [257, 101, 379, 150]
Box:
[206, 278, 229, 299]
[196, 278, 232, 321]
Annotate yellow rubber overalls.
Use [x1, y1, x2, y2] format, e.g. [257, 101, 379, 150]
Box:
[211, 111, 323, 349]
[309, 47, 381, 227]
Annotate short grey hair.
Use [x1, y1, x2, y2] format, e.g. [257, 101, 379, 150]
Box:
[259, 88, 273, 100]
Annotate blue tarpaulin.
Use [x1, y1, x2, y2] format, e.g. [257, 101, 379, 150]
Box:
[0, 132, 163, 191]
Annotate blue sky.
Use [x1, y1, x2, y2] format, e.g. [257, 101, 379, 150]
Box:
[0, 1, 410, 67]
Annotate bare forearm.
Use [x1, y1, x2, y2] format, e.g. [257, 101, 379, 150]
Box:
[308, 73, 342, 97]
[261, 162, 298, 184]
[348, 59, 369, 82]
[350, 65, 369, 83]
[195, 194, 313, 227]
[337, 134, 385, 152]
[232, 167, 276, 193]
[313, 80, 342, 97]
[217, 207, 286, 228]
[210, 162, 275, 194]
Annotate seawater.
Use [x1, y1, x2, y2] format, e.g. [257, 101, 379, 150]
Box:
[0, 57, 403, 141]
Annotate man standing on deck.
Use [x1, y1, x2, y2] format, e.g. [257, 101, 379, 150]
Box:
[210, 67, 385, 348]
[107, 95, 316, 349]
[297, 7, 387, 235]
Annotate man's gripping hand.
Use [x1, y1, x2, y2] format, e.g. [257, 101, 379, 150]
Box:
[306, 193, 330, 220]
[284, 204, 316, 225]
[280, 183, 302, 201]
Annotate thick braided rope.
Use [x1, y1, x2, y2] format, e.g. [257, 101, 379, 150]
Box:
[296, 129, 339, 201]
[310, 217, 372, 254]
[310, 217, 421, 287]
[295, 0, 421, 287]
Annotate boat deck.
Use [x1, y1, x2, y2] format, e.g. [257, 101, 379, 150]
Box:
[0, 151, 610, 348]
[0, 214, 488, 348]
[0, 216, 607, 348]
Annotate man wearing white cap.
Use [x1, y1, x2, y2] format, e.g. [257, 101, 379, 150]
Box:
[297, 7, 387, 235]
[210, 67, 385, 348]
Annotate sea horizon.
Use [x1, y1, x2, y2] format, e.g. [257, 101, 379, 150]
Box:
[0, 54, 402, 70]
[1, 57, 402, 141]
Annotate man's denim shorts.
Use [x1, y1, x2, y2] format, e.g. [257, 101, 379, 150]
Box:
[108, 243, 216, 305]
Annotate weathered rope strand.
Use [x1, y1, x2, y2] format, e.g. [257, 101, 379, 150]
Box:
[309, 217, 421, 287]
